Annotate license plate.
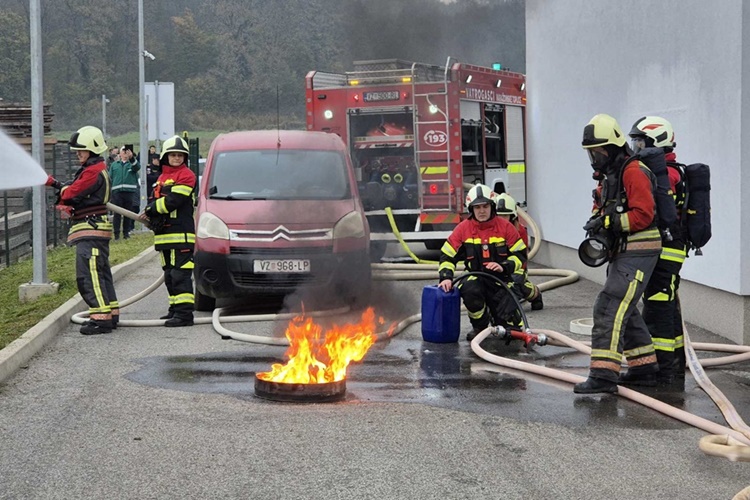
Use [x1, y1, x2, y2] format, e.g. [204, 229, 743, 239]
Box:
[253, 259, 311, 274]
[363, 91, 400, 102]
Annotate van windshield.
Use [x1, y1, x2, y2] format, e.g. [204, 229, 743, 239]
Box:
[208, 150, 350, 200]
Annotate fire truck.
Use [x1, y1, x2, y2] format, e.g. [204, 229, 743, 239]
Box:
[305, 58, 527, 257]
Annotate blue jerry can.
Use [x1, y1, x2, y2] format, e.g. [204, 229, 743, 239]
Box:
[421, 285, 461, 343]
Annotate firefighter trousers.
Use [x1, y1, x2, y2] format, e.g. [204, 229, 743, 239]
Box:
[458, 275, 522, 332]
[642, 241, 686, 377]
[75, 238, 118, 323]
[589, 251, 660, 383]
[512, 271, 540, 302]
[160, 248, 195, 320]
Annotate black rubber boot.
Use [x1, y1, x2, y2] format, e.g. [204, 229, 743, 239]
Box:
[159, 312, 174, 320]
[530, 294, 544, 311]
[164, 317, 194, 327]
[80, 320, 113, 335]
[573, 377, 618, 394]
[618, 371, 657, 387]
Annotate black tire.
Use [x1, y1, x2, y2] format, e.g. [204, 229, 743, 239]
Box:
[194, 289, 216, 312]
[369, 241, 387, 263]
[423, 240, 443, 251]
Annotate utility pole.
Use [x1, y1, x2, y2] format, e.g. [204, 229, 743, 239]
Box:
[138, 0, 147, 211]
[154, 80, 160, 152]
[21, 0, 58, 301]
[101, 94, 110, 138]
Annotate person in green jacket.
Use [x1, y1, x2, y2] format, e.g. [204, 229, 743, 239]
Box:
[108, 145, 140, 240]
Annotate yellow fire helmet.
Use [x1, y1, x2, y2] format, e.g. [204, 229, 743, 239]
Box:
[68, 126, 108, 155]
[496, 192, 517, 217]
[160, 135, 189, 161]
[581, 113, 626, 149]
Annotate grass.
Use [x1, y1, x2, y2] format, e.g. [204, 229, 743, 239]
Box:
[0, 232, 154, 350]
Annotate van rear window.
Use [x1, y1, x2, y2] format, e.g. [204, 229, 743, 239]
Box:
[208, 150, 350, 200]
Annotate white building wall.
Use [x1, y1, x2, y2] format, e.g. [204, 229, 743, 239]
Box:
[525, 0, 749, 343]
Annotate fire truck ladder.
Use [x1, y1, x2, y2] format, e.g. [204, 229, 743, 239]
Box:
[411, 59, 452, 221]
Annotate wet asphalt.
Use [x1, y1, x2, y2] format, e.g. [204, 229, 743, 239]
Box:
[1, 244, 749, 499]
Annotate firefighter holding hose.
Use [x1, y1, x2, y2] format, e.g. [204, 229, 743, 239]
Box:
[139, 135, 197, 327]
[438, 184, 527, 341]
[45, 126, 119, 335]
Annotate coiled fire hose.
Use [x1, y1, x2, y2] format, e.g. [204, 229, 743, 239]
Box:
[95, 202, 750, 469]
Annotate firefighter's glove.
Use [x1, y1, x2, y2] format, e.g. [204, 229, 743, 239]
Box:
[45, 175, 62, 190]
[146, 213, 167, 233]
[498, 260, 515, 280]
[583, 216, 609, 235]
[55, 204, 73, 220]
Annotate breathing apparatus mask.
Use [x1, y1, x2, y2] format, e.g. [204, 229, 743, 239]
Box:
[630, 135, 648, 154]
[587, 144, 624, 181]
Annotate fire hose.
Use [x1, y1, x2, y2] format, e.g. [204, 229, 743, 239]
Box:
[96, 202, 750, 468]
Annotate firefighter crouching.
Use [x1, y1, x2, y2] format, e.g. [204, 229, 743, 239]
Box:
[45, 126, 119, 335]
[139, 136, 197, 327]
[438, 184, 527, 341]
[495, 193, 543, 311]
[574, 114, 662, 394]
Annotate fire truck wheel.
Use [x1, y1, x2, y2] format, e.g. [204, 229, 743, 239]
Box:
[423, 240, 442, 251]
[369, 241, 387, 262]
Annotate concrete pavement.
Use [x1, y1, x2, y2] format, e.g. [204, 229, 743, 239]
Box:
[0, 245, 749, 499]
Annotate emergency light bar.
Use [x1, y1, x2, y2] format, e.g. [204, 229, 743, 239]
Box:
[347, 75, 413, 86]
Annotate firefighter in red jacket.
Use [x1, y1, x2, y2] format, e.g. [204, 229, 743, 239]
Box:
[496, 193, 543, 311]
[140, 136, 197, 327]
[629, 116, 687, 384]
[46, 126, 119, 335]
[574, 114, 662, 394]
[438, 184, 527, 341]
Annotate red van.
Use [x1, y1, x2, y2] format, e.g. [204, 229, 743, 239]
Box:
[193, 130, 371, 311]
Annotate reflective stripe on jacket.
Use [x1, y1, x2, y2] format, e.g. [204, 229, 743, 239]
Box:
[145, 163, 196, 250]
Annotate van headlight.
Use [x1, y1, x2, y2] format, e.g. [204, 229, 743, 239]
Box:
[197, 211, 230, 240]
[333, 211, 366, 239]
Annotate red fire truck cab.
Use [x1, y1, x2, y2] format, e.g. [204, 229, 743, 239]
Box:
[305, 58, 527, 257]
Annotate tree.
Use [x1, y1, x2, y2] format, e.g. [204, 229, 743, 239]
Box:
[0, 0, 525, 132]
[0, 9, 31, 102]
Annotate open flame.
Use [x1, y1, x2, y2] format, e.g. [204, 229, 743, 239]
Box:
[256, 307, 382, 384]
